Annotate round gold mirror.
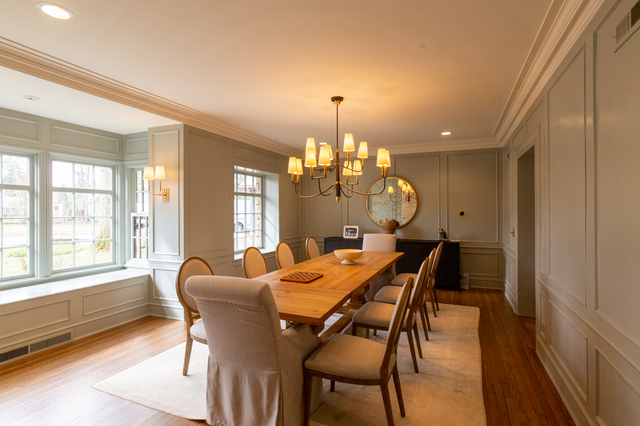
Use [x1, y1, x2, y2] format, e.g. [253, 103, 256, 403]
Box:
[365, 176, 418, 228]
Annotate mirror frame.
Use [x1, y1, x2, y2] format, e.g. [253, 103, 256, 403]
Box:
[364, 175, 418, 228]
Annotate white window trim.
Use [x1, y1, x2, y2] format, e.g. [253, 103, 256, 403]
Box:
[124, 161, 150, 269]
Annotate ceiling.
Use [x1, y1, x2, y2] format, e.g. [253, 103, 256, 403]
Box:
[0, 0, 556, 153]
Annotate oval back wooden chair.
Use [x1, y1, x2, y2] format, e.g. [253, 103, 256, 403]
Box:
[175, 256, 214, 375]
[242, 246, 268, 278]
[276, 241, 295, 269]
[305, 236, 320, 260]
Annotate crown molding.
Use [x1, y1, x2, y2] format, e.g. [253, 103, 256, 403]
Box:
[387, 138, 500, 155]
[494, 0, 605, 145]
[0, 37, 301, 158]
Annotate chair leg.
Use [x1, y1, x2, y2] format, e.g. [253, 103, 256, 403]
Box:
[380, 376, 396, 426]
[433, 286, 440, 311]
[303, 369, 313, 426]
[405, 328, 419, 373]
[419, 304, 430, 340]
[413, 323, 423, 359]
[352, 323, 358, 336]
[182, 335, 193, 376]
[429, 285, 438, 318]
[330, 380, 335, 392]
[392, 365, 405, 417]
[373, 329, 377, 336]
[366, 328, 370, 339]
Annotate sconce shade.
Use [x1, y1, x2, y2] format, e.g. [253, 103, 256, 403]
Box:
[288, 157, 298, 174]
[318, 145, 332, 166]
[306, 137, 317, 154]
[154, 166, 166, 180]
[357, 142, 369, 159]
[296, 158, 304, 174]
[343, 133, 355, 152]
[353, 160, 363, 175]
[305, 148, 317, 167]
[143, 166, 155, 180]
[376, 149, 391, 167]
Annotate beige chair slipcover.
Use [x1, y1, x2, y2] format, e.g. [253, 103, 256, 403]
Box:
[242, 246, 268, 278]
[305, 236, 320, 260]
[186, 275, 323, 426]
[175, 256, 213, 376]
[362, 233, 397, 300]
[276, 241, 296, 269]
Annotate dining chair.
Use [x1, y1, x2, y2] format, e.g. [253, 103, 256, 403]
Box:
[362, 233, 397, 300]
[353, 256, 431, 373]
[174, 256, 213, 376]
[186, 275, 323, 426]
[242, 246, 268, 278]
[276, 241, 295, 269]
[374, 250, 435, 340]
[305, 236, 320, 260]
[302, 278, 413, 426]
[391, 242, 442, 316]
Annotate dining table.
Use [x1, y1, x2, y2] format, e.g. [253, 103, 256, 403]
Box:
[256, 250, 404, 333]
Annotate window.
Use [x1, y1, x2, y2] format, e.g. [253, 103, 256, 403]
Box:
[0, 153, 33, 279]
[130, 169, 149, 260]
[51, 160, 115, 271]
[234, 169, 264, 252]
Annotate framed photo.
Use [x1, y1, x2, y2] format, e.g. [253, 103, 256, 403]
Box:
[343, 225, 359, 239]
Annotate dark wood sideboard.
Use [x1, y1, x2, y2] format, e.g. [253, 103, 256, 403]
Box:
[323, 237, 461, 291]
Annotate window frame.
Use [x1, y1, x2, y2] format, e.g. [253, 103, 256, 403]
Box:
[0, 151, 36, 282]
[49, 154, 119, 275]
[128, 167, 149, 263]
[233, 168, 266, 254]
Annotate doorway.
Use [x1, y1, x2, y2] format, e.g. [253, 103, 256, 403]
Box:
[517, 146, 535, 317]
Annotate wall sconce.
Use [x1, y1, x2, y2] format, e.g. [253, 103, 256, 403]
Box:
[143, 166, 169, 202]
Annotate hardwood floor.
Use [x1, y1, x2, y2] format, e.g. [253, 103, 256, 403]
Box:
[0, 289, 575, 425]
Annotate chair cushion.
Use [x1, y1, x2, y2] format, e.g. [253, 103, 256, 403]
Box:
[352, 301, 395, 329]
[374, 285, 402, 304]
[190, 319, 207, 342]
[391, 272, 416, 286]
[304, 333, 394, 380]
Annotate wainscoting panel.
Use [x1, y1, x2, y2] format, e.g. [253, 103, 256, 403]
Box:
[151, 268, 179, 304]
[0, 112, 39, 143]
[549, 300, 589, 403]
[83, 282, 145, 316]
[125, 134, 148, 156]
[0, 299, 70, 339]
[596, 340, 640, 426]
[52, 126, 120, 156]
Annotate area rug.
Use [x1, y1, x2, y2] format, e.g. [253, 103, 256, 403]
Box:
[93, 303, 485, 425]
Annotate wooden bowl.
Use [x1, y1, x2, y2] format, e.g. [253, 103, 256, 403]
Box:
[334, 249, 363, 265]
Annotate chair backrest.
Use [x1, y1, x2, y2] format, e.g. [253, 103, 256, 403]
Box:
[185, 275, 284, 369]
[242, 246, 268, 278]
[383, 277, 413, 371]
[306, 236, 320, 260]
[175, 256, 214, 315]
[362, 233, 397, 252]
[276, 241, 295, 269]
[428, 242, 444, 285]
[407, 253, 433, 316]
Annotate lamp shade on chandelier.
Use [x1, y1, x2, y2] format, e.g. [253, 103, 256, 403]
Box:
[288, 96, 391, 202]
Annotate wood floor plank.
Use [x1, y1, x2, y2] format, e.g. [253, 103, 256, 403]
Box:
[0, 289, 575, 425]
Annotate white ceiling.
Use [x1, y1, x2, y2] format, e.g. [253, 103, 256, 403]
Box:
[0, 0, 555, 152]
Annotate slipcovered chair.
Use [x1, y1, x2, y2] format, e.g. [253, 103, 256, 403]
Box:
[174, 256, 213, 376]
[186, 275, 323, 426]
[276, 241, 295, 269]
[303, 279, 413, 426]
[353, 256, 430, 373]
[305, 236, 320, 260]
[362, 233, 397, 300]
[242, 246, 268, 278]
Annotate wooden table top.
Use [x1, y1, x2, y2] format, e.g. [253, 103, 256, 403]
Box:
[258, 251, 404, 326]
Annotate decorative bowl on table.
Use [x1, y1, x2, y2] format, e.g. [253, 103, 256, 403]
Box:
[334, 249, 363, 265]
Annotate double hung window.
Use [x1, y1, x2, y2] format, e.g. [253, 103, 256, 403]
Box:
[130, 169, 149, 260]
[0, 153, 33, 279]
[233, 169, 264, 253]
[51, 160, 115, 270]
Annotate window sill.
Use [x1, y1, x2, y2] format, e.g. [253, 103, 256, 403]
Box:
[0, 268, 150, 306]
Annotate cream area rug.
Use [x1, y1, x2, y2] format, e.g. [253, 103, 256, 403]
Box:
[93, 303, 485, 425]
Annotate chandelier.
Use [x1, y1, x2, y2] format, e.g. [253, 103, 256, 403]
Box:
[287, 96, 391, 202]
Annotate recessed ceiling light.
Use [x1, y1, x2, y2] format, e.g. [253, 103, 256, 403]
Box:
[22, 95, 40, 101]
[441, 131, 452, 136]
[36, 2, 74, 19]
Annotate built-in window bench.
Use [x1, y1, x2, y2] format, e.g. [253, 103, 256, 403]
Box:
[0, 269, 151, 364]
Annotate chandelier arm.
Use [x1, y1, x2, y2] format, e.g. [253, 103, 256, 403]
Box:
[292, 182, 339, 199]
[338, 177, 388, 196]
